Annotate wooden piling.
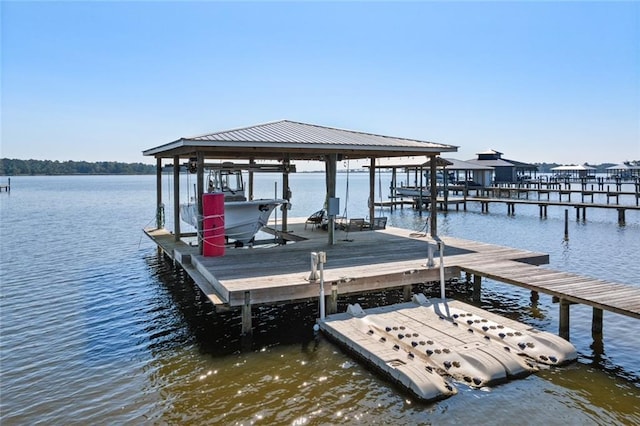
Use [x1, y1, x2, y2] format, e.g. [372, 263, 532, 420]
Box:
[403, 284, 413, 301]
[530, 290, 539, 305]
[328, 283, 338, 314]
[592, 307, 603, 336]
[242, 291, 252, 335]
[472, 275, 482, 302]
[559, 298, 570, 341]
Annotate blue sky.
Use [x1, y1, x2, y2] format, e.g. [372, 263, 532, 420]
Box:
[2, 1, 639, 169]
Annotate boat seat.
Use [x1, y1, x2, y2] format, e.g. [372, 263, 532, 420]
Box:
[305, 209, 325, 230]
[347, 218, 366, 232]
[371, 217, 388, 230]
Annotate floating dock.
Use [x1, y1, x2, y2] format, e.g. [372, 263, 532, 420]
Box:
[319, 294, 577, 402]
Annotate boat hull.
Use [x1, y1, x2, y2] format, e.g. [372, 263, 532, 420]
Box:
[395, 187, 431, 197]
[180, 199, 286, 244]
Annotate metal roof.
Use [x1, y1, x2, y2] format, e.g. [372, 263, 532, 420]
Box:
[143, 119, 458, 160]
[442, 158, 494, 171]
[551, 164, 596, 171]
[369, 157, 492, 170]
[465, 157, 537, 169]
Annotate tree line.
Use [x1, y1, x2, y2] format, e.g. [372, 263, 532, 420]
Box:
[0, 158, 156, 175]
[2, 158, 638, 176]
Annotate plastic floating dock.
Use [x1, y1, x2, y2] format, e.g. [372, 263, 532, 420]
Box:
[318, 294, 577, 402]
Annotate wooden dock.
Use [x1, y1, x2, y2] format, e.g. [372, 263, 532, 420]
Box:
[144, 219, 639, 339]
[145, 219, 639, 401]
[381, 192, 640, 224]
[319, 295, 577, 402]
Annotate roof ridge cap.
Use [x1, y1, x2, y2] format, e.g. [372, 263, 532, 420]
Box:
[185, 119, 288, 139]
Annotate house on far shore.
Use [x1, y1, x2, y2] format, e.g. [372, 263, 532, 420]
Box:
[465, 149, 538, 184]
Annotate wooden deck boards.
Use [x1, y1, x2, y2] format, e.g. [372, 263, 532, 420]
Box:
[144, 220, 640, 321]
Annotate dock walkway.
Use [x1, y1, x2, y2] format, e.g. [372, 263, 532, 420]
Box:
[144, 219, 639, 338]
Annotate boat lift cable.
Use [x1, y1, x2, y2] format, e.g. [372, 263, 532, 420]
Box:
[341, 159, 350, 220]
[409, 214, 430, 238]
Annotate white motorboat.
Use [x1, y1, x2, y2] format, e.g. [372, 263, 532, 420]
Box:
[395, 186, 431, 198]
[180, 167, 286, 245]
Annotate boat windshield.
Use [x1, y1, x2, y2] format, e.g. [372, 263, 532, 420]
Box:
[207, 170, 246, 199]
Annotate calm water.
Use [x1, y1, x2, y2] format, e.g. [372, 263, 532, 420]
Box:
[1, 174, 638, 425]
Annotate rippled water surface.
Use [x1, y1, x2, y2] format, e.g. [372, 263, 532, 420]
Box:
[1, 174, 638, 425]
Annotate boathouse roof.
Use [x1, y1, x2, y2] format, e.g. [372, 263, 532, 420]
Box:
[371, 157, 493, 171]
[143, 120, 458, 160]
[551, 164, 596, 171]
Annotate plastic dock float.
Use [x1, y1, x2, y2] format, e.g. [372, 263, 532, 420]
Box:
[318, 294, 577, 402]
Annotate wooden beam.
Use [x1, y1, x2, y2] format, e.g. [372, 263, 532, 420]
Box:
[241, 291, 252, 335]
[559, 298, 570, 341]
[197, 152, 204, 255]
[369, 157, 375, 224]
[429, 155, 438, 236]
[282, 156, 290, 232]
[326, 154, 337, 245]
[592, 307, 603, 336]
[248, 158, 255, 200]
[173, 155, 181, 242]
[156, 158, 162, 229]
[473, 274, 482, 302]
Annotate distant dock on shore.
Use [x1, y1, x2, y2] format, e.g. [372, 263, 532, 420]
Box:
[0, 178, 10, 192]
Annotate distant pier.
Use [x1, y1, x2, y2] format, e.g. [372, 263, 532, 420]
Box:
[0, 178, 10, 192]
[381, 181, 640, 224]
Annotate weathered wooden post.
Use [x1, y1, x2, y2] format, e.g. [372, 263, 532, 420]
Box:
[248, 158, 255, 200]
[559, 298, 570, 340]
[282, 157, 291, 232]
[403, 285, 413, 302]
[173, 155, 181, 242]
[530, 290, 539, 305]
[592, 307, 603, 337]
[472, 275, 482, 302]
[242, 291, 252, 336]
[329, 283, 338, 314]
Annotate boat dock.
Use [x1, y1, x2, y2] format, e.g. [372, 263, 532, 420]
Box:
[144, 219, 639, 334]
[144, 219, 640, 400]
[378, 188, 640, 224]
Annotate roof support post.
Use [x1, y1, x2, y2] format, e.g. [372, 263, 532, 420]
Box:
[282, 156, 291, 232]
[325, 154, 337, 245]
[419, 164, 424, 212]
[369, 157, 375, 225]
[156, 157, 162, 229]
[429, 155, 438, 237]
[248, 158, 255, 201]
[173, 155, 181, 242]
[196, 152, 205, 255]
[391, 168, 397, 211]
